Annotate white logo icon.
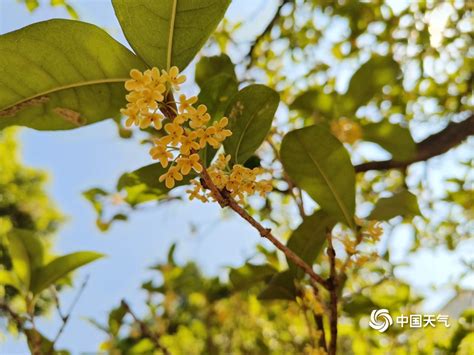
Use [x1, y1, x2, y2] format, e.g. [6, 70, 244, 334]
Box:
[369, 309, 393, 332]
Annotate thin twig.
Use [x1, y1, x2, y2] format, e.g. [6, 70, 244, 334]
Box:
[326, 231, 338, 355]
[121, 300, 169, 354]
[49, 275, 90, 353]
[200, 162, 329, 289]
[245, 0, 291, 69]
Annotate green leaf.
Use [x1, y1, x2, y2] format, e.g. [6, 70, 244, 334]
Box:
[108, 303, 127, 336]
[195, 54, 236, 88]
[362, 121, 416, 161]
[287, 211, 335, 278]
[199, 74, 238, 121]
[258, 270, 297, 301]
[369, 190, 421, 221]
[281, 125, 356, 228]
[198, 73, 238, 166]
[30, 251, 104, 295]
[343, 294, 380, 317]
[7, 232, 31, 292]
[0, 20, 146, 130]
[290, 89, 334, 118]
[12, 229, 45, 271]
[0, 270, 22, 291]
[229, 263, 276, 291]
[346, 55, 401, 108]
[224, 84, 279, 164]
[112, 0, 231, 70]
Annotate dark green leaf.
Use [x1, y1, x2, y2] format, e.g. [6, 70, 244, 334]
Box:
[224, 84, 279, 164]
[108, 303, 127, 336]
[112, 0, 231, 70]
[281, 125, 356, 228]
[0, 20, 146, 130]
[30, 251, 104, 295]
[258, 270, 297, 301]
[195, 54, 236, 88]
[7, 232, 31, 292]
[229, 263, 276, 290]
[287, 211, 335, 278]
[369, 190, 421, 221]
[362, 121, 416, 161]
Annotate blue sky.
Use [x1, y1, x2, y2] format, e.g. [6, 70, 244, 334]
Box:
[0, 0, 472, 353]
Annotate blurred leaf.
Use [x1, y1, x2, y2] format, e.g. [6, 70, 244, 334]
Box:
[287, 210, 335, 278]
[346, 55, 400, 107]
[258, 270, 297, 301]
[229, 263, 276, 290]
[7, 232, 31, 292]
[281, 125, 356, 228]
[369, 190, 421, 221]
[343, 294, 380, 317]
[224, 84, 279, 164]
[25, 328, 70, 354]
[290, 90, 331, 114]
[195, 54, 236, 88]
[0, 20, 146, 130]
[108, 303, 127, 336]
[362, 121, 416, 161]
[12, 229, 45, 271]
[112, 0, 231, 70]
[30, 251, 104, 295]
[0, 270, 22, 291]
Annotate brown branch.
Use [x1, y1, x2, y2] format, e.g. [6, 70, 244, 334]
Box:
[199, 163, 329, 289]
[326, 232, 338, 355]
[121, 300, 169, 354]
[245, 0, 291, 69]
[312, 287, 328, 352]
[355, 114, 474, 173]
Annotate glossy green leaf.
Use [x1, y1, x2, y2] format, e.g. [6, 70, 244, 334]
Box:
[112, 0, 231, 70]
[369, 190, 421, 221]
[229, 263, 276, 291]
[281, 125, 356, 228]
[224, 84, 279, 164]
[0, 20, 146, 130]
[30, 251, 104, 295]
[346, 55, 401, 107]
[258, 270, 297, 301]
[287, 211, 335, 278]
[195, 54, 236, 88]
[362, 121, 416, 161]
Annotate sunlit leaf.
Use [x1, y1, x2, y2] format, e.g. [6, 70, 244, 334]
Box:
[369, 190, 421, 221]
[30, 251, 104, 295]
[281, 125, 356, 228]
[0, 20, 146, 130]
[362, 121, 416, 161]
[346, 55, 400, 107]
[112, 0, 231, 70]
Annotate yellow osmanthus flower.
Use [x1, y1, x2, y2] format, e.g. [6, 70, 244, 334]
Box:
[330, 118, 362, 144]
[121, 66, 273, 205]
[159, 166, 183, 189]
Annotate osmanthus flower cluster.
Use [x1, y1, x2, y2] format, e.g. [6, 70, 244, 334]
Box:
[121, 66, 273, 203]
